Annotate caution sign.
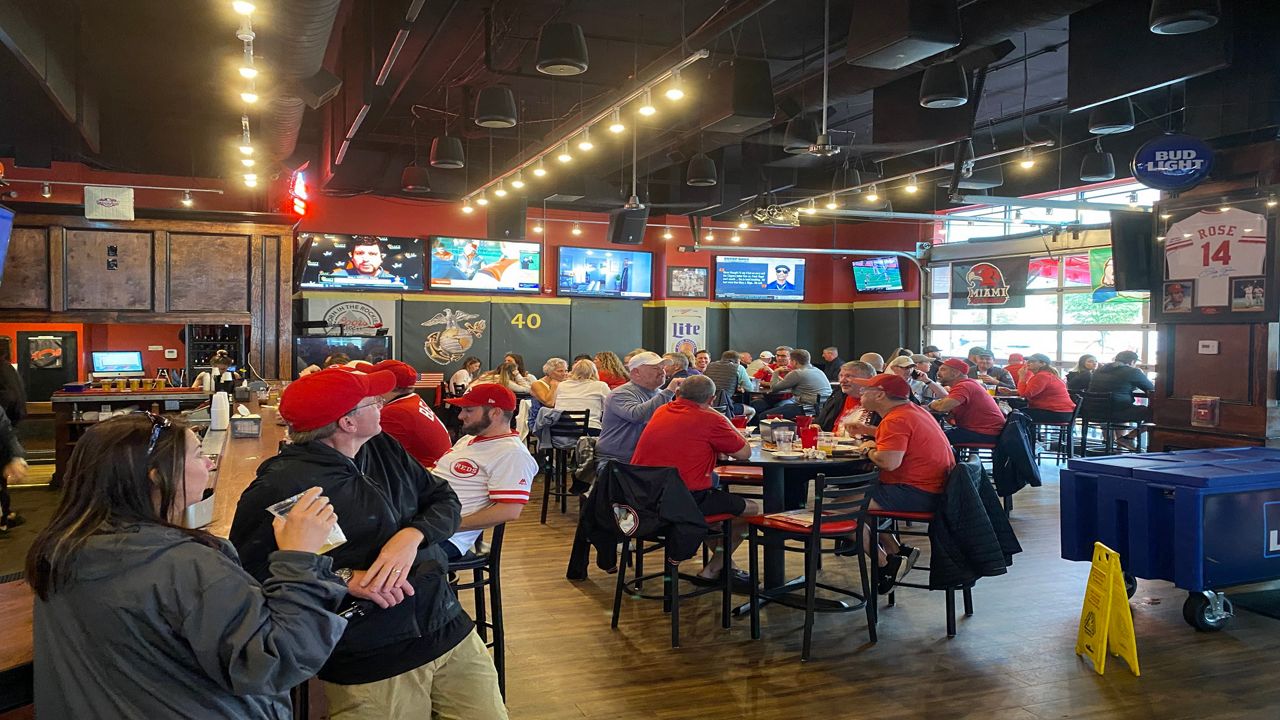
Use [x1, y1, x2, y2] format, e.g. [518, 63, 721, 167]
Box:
[1075, 542, 1140, 676]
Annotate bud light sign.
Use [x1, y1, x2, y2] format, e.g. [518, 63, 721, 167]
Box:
[1131, 133, 1213, 191]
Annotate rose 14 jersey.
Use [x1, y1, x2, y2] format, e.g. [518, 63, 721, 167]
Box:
[1164, 208, 1268, 307]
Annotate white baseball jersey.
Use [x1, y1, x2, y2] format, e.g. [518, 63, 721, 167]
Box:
[432, 431, 538, 554]
[1164, 208, 1268, 307]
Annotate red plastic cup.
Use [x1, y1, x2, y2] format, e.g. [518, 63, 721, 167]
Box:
[766, 414, 783, 420]
[800, 425, 818, 449]
[730, 415, 749, 429]
[795, 415, 813, 430]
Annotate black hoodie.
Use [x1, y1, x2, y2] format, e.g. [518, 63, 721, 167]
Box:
[230, 432, 467, 685]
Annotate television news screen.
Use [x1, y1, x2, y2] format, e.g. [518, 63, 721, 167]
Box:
[713, 256, 806, 301]
[851, 256, 905, 292]
[91, 351, 145, 378]
[557, 246, 653, 299]
[293, 336, 393, 371]
[0, 204, 13, 287]
[297, 233, 425, 291]
[428, 236, 541, 293]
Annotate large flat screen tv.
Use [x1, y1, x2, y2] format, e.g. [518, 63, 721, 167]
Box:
[0, 204, 13, 287]
[297, 233, 425, 291]
[713, 256, 806, 301]
[428, 236, 541, 293]
[293, 336, 393, 372]
[852, 256, 905, 292]
[557, 246, 653, 299]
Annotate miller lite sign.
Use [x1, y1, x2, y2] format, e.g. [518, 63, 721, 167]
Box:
[950, 258, 1027, 310]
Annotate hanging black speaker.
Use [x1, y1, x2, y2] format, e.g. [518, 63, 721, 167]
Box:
[608, 207, 650, 245]
[487, 199, 528, 239]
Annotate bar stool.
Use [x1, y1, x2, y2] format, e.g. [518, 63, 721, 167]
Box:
[1031, 402, 1081, 465]
[448, 524, 508, 697]
[541, 410, 590, 523]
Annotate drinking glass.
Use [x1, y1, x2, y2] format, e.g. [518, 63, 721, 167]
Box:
[817, 431, 836, 454]
[730, 415, 749, 429]
[774, 429, 795, 453]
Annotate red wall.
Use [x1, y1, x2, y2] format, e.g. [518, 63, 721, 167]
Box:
[0, 322, 184, 381]
[300, 195, 926, 304]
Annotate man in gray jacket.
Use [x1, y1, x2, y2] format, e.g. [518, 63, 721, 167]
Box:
[595, 352, 681, 463]
[753, 349, 832, 418]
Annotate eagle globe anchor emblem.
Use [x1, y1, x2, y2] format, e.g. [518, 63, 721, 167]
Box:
[423, 308, 486, 365]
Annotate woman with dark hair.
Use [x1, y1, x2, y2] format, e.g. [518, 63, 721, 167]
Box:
[26, 414, 348, 718]
[449, 356, 483, 392]
[192, 349, 241, 389]
[1066, 354, 1097, 394]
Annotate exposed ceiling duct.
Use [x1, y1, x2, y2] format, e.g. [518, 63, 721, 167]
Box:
[263, 0, 343, 163]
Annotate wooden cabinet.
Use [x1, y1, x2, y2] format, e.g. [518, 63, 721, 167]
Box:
[64, 229, 153, 310]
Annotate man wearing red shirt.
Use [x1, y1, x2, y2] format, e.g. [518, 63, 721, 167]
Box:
[1019, 353, 1076, 423]
[854, 373, 955, 590]
[631, 375, 758, 584]
[930, 358, 1006, 445]
[373, 360, 453, 468]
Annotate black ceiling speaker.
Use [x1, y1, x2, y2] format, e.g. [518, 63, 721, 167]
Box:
[300, 69, 343, 109]
[474, 86, 518, 128]
[700, 58, 776, 134]
[936, 140, 1003, 189]
[686, 153, 718, 187]
[846, 0, 962, 70]
[536, 22, 589, 76]
[1088, 98, 1136, 134]
[608, 207, 650, 245]
[1079, 140, 1117, 182]
[783, 115, 818, 155]
[487, 198, 528, 240]
[429, 136, 465, 169]
[1149, 0, 1220, 35]
[919, 60, 968, 108]
[400, 164, 431, 193]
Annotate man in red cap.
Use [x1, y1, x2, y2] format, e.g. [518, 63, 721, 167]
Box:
[230, 368, 508, 719]
[932, 358, 1007, 445]
[849, 373, 955, 590]
[372, 359, 452, 469]
[433, 384, 539, 561]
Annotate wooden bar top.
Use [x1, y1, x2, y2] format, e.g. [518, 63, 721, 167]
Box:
[207, 404, 289, 537]
[0, 582, 33, 674]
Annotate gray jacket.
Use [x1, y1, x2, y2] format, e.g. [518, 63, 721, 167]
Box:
[34, 524, 347, 719]
[769, 366, 832, 406]
[595, 382, 673, 462]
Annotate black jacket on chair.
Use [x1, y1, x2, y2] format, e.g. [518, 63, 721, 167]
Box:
[567, 461, 709, 580]
[992, 410, 1042, 497]
[928, 462, 1022, 589]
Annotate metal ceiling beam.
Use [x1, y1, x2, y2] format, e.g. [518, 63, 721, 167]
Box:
[0, 0, 99, 151]
[954, 194, 1150, 213]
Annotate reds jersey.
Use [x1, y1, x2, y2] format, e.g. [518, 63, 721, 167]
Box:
[433, 432, 538, 554]
[378, 393, 452, 468]
[1164, 208, 1268, 307]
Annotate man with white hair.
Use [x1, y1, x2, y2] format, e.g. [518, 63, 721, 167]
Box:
[595, 352, 681, 464]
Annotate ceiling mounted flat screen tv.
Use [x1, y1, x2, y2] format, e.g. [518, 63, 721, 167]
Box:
[429, 236, 541, 293]
[852, 256, 905, 292]
[557, 246, 653, 299]
[714, 256, 806, 301]
[293, 336, 393, 370]
[298, 233, 425, 291]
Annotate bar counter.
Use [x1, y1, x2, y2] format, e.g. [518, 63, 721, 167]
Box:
[0, 401, 290, 715]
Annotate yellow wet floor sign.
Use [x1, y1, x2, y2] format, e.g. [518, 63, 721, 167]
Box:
[1075, 542, 1140, 676]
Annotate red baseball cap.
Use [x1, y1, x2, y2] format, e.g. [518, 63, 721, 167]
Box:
[852, 373, 913, 398]
[279, 367, 397, 431]
[446, 383, 517, 412]
[373, 359, 419, 389]
[941, 358, 970, 374]
[1008, 353, 1025, 363]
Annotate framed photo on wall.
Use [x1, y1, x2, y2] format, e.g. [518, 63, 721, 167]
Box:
[667, 266, 708, 298]
[1151, 190, 1277, 324]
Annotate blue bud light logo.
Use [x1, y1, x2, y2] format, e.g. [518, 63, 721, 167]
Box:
[1131, 133, 1213, 191]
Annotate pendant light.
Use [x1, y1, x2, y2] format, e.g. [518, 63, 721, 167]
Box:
[1088, 98, 1136, 135]
[429, 87, 465, 168]
[401, 165, 431, 193]
[474, 86, 518, 128]
[919, 60, 968, 108]
[686, 152, 717, 187]
[1149, 0, 1220, 35]
[535, 22, 589, 75]
[808, 0, 839, 156]
[1079, 139, 1116, 182]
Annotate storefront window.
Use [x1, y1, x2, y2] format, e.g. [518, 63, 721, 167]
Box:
[991, 295, 1058, 325]
[1061, 330, 1145, 363]
[991, 330, 1061, 361]
[1062, 293, 1144, 325]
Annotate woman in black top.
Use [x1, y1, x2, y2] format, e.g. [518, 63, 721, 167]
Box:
[1066, 354, 1097, 394]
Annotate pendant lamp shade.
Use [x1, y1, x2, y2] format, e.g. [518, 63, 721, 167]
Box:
[1149, 0, 1220, 35]
[1088, 99, 1136, 135]
[429, 136, 465, 169]
[536, 22, 589, 76]
[1079, 147, 1117, 183]
[687, 153, 718, 187]
[401, 164, 432, 193]
[783, 115, 818, 155]
[919, 61, 968, 109]
[475, 86, 518, 128]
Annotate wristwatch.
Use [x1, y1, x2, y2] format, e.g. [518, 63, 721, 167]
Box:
[334, 567, 354, 584]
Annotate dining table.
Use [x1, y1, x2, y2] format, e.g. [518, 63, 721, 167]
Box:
[0, 581, 34, 712]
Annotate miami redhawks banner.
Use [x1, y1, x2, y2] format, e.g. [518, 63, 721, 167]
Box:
[950, 258, 1028, 309]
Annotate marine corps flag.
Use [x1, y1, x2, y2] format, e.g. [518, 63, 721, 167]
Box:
[950, 258, 1027, 309]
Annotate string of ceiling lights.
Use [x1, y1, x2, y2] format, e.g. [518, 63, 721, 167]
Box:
[232, 1, 260, 189]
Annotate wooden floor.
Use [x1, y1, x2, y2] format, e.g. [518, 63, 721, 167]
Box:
[489, 466, 1280, 720]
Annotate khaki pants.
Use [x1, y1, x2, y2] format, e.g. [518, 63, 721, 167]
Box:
[324, 630, 508, 720]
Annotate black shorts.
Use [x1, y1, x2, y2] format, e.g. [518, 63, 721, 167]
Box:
[1112, 404, 1151, 423]
[871, 482, 942, 513]
[1025, 408, 1075, 424]
[691, 487, 748, 518]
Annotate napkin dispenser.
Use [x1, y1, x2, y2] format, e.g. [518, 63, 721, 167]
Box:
[759, 418, 796, 449]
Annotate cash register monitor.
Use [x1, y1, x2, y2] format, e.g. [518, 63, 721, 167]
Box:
[91, 350, 146, 379]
